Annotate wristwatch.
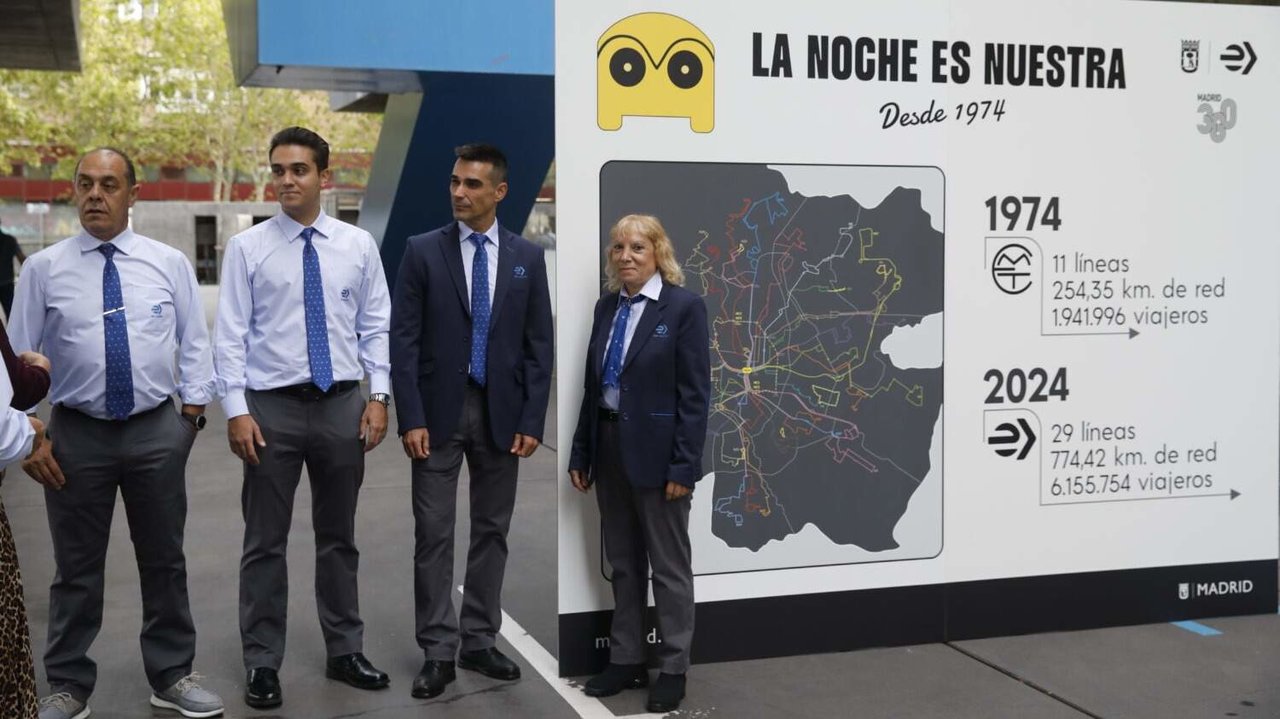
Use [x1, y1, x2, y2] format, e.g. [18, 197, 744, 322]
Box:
[182, 412, 207, 431]
[369, 393, 391, 406]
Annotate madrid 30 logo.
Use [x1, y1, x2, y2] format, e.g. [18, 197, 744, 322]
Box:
[1196, 96, 1237, 144]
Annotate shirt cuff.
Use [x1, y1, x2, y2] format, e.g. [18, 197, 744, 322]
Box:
[368, 371, 390, 396]
[178, 383, 214, 406]
[222, 390, 249, 419]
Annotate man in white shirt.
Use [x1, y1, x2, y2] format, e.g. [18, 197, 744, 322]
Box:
[214, 127, 392, 710]
[11, 148, 223, 719]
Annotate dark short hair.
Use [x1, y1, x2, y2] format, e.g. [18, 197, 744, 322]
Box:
[270, 126, 330, 171]
[454, 143, 508, 184]
[75, 147, 137, 188]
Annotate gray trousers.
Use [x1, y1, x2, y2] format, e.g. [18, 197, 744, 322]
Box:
[239, 387, 366, 670]
[44, 400, 198, 700]
[412, 384, 518, 659]
[595, 417, 695, 674]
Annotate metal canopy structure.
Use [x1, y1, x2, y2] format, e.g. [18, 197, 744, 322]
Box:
[221, 0, 554, 288]
[0, 0, 81, 71]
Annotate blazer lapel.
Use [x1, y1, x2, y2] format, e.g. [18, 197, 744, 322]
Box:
[488, 226, 514, 330]
[441, 222, 470, 315]
[593, 293, 619, 380]
[622, 288, 666, 372]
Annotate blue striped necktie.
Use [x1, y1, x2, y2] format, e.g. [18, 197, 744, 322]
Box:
[100, 243, 134, 420]
[301, 227, 334, 391]
[468, 232, 490, 386]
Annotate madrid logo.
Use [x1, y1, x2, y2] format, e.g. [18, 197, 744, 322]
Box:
[597, 12, 715, 133]
[1197, 97, 1237, 144]
[1181, 40, 1199, 73]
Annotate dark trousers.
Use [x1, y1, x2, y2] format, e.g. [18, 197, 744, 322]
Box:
[595, 418, 695, 674]
[0, 283, 13, 322]
[239, 387, 366, 670]
[44, 401, 198, 700]
[412, 384, 519, 659]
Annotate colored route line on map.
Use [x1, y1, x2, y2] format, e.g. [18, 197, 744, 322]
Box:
[687, 192, 929, 535]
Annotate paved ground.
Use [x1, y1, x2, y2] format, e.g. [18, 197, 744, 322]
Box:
[5, 394, 1277, 719]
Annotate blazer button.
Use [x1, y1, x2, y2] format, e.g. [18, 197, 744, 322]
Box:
[621, 384, 629, 392]
[621, 413, 629, 421]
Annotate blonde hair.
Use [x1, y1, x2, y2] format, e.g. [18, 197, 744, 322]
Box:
[604, 214, 685, 292]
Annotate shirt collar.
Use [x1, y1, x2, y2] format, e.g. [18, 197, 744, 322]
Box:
[277, 208, 335, 243]
[459, 220, 500, 248]
[621, 272, 663, 303]
[75, 226, 138, 256]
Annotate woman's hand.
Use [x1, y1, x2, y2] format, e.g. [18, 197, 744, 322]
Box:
[665, 481, 691, 501]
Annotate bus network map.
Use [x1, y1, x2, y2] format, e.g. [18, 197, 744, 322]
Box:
[601, 162, 944, 560]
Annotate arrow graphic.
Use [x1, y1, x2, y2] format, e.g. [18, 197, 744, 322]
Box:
[1221, 41, 1256, 74]
[988, 417, 1037, 460]
[1042, 328, 1139, 339]
[1044, 489, 1240, 507]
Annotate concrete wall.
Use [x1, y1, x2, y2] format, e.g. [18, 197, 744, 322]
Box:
[129, 199, 361, 284]
[133, 199, 279, 260]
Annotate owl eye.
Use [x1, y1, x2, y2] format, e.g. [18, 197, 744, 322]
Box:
[609, 47, 646, 87]
[666, 50, 702, 89]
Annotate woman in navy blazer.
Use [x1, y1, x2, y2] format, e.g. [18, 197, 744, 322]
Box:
[569, 214, 710, 713]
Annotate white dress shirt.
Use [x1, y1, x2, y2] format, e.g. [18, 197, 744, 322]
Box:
[9, 228, 215, 420]
[458, 220, 499, 309]
[215, 210, 391, 418]
[601, 272, 663, 410]
[0, 364, 34, 464]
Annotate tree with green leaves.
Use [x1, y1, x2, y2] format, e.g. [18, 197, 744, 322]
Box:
[0, 0, 381, 200]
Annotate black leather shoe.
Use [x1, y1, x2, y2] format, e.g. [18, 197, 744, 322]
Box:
[458, 647, 521, 681]
[245, 667, 282, 709]
[646, 672, 686, 713]
[325, 652, 390, 690]
[583, 663, 648, 697]
[411, 660, 456, 699]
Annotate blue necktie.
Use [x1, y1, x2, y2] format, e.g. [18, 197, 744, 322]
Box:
[469, 233, 490, 386]
[301, 227, 334, 391]
[602, 296, 633, 389]
[100, 244, 134, 420]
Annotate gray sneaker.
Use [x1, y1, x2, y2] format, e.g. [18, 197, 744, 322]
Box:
[150, 673, 224, 718]
[37, 692, 90, 719]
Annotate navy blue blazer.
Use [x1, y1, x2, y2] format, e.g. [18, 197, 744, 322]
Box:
[569, 281, 711, 489]
[390, 222, 553, 447]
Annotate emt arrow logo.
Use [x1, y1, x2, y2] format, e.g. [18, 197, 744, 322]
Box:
[988, 417, 1037, 460]
[1220, 42, 1256, 75]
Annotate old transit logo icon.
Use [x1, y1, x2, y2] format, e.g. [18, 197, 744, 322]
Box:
[597, 12, 715, 133]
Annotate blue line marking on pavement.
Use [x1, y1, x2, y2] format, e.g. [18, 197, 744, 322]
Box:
[1171, 620, 1222, 636]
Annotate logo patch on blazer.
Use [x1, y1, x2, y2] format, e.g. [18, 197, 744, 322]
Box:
[654, 323, 669, 336]
[150, 304, 163, 317]
[513, 265, 527, 278]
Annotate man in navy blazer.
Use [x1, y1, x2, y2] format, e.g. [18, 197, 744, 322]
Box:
[390, 144, 553, 700]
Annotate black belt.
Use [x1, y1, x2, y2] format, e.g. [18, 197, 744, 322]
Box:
[57, 398, 172, 422]
[265, 380, 358, 401]
[598, 407, 621, 422]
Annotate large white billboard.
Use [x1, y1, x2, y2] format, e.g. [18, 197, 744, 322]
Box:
[555, 0, 1279, 675]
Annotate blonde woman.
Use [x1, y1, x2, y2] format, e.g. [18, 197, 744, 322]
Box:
[569, 214, 710, 713]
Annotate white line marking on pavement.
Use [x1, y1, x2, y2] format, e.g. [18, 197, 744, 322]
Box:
[460, 586, 655, 718]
